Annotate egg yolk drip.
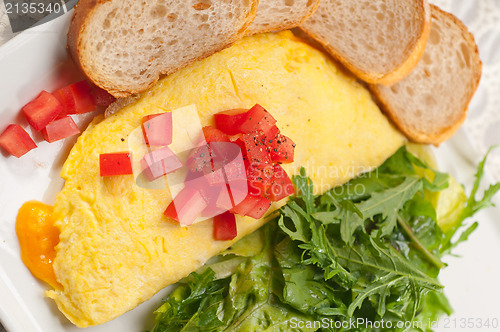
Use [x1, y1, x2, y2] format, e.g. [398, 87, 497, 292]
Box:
[16, 201, 61, 288]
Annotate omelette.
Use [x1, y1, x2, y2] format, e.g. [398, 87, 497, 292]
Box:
[46, 31, 404, 327]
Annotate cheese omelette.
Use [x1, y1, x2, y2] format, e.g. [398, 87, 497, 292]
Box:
[46, 31, 404, 326]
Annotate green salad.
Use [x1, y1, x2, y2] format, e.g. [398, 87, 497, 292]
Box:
[149, 146, 500, 332]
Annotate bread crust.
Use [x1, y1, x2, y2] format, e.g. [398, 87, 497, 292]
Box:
[67, 0, 259, 97]
[300, 0, 432, 85]
[248, 0, 322, 35]
[370, 5, 482, 146]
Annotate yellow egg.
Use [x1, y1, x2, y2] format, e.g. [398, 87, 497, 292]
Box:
[46, 31, 404, 327]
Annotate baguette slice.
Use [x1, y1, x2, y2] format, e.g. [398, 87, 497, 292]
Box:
[370, 5, 482, 145]
[68, 0, 258, 97]
[248, 0, 321, 35]
[300, 0, 431, 84]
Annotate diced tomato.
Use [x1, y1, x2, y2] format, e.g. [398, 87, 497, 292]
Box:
[246, 162, 274, 196]
[186, 144, 213, 174]
[245, 196, 271, 219]
[239, 104, 277, 134]
[201, 185, 232, 218]
[70, 81, 96, 114]
[268, 165, 295, 201]
[213, 211, 237, 241]
[270, 134, 295, 163]
[141, 146, 182, 180]
[202, 126, 230, 143]
[52, 86, 76, 116]
[230, 193, 260, 216]
[0, 125, 37, 158]
[99, 152, 133, 176]
[22, 91, 63, 131]
[236, 133, 272, 165]
[141, 112, 173, 146]
[164, 187, 208, 226]
[91, 85, 116, 107]
[214, 109, 248, 135]
[41, 116, 80, 143]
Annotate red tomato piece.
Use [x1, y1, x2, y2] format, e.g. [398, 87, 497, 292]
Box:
[52, 86, 76, 116]
[141, 146, 182, 180]
[70, 81, 96, 114]
[202, 126, 230, 143]
[0, 124, 37, 158]
[268, 165, 295, 201]
[99, 152, 133, 176]
[164, 187, 208, 226]
[22, 91, 63, 131]
[270, 134, 295, 163]
[91, 85, 116, 107]
[245, 196, 271, 219]
[41, 116, 80, 143]
[230, 193, 260, 216]
[236, 133, 272, 166]
[186, 144, 213, 174]
[213, 211, 237, 241]
[239, 104, 277, 134]
[141, 112, 173, 146]
[246, 161, 274, 196]
[201, 185, 233, 218]
[214, 109, 248, 135]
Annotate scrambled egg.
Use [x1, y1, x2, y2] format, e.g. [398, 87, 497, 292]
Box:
[46, 31, 404, 327]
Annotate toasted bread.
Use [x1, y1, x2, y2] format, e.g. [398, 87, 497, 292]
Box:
[300, 0, 431, 85]
[68, 0, 258, 97]
[248, 0, 321, 35]
[370, 5, 482, 145]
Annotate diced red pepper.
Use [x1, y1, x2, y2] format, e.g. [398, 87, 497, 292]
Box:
[268, 165, 295, 201]
[22, 91, 63, 131]
[99, 152, 133, 176]
[245, 196, 271, 219]
[91, 85, 116, 107]
[270, 134, 295, 163]
[52, 86, 76, 116]
[141, 146, 182, 180]
[0, 124, 37, 158]
[214, 109, 248, 135]
[164, 187, 208, 226]
[213, 211, 237, 240]
[70, 81, 96, 114]
[141, 112, 173, 146]
[41, 116, 80, 143]
[239, 104, 277, 134]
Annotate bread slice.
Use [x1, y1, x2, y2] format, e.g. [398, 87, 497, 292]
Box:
[247, 0, 321, 35]
[370, 5, 482, 145]
[300, 0, 431, 84]
[68, 0, 258, 97]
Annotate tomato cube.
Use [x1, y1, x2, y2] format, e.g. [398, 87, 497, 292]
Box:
[91, 85, 116, 107]
[201, 185, 232, 218]
[187, 144, 213, 174]
[245, 196, 271, 219]
[141, 146, 182, 180]
[239, 104, 277, 134]
[99, 152, 133, 176]
[213, 211, 237, 241]
[164, 187, 208, 226]
[22, 91, 63, 131]
[41, 116, 80, 143]
[246, 162, 274, 196]
[70, 81, 96, 114]
[53, 86, 76, 116]
[237, 133, 272, 165]
[202, 126, 230, 143]
[214, 109, 248, 135]
[0, 124, 37, 158]
[270, 134, 295, 163]
[230, 193, 260, 216]
[268, 165, 295, 201]
[141, 112, 173, 146]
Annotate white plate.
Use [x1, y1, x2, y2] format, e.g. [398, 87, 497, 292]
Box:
[0, 11, 499, 332]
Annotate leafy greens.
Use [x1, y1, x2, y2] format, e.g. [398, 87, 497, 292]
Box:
[150, 146, 500, 332]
